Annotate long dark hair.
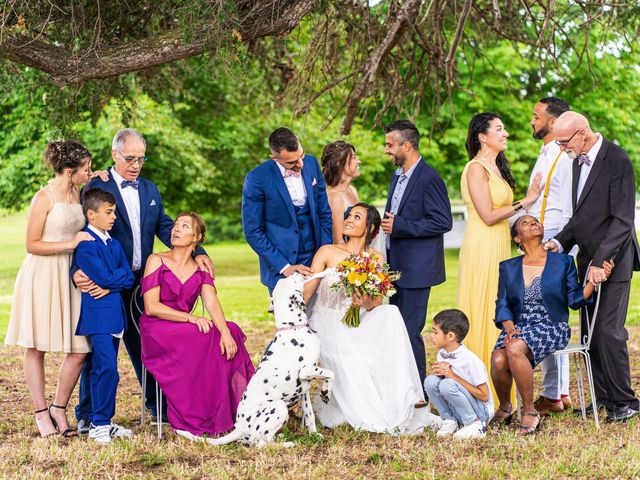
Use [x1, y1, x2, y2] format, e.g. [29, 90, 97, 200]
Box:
[465, 112, 515, 189]
[343, 202, 381, 247]
[321, 141, 355, 187]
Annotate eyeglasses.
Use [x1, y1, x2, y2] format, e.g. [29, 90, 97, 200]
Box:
[555, 129, 582, 147]
[118, 152, 147, 165]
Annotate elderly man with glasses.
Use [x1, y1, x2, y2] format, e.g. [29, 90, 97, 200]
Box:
[72, 128, 214, 433]
[545, 111, 640, 423]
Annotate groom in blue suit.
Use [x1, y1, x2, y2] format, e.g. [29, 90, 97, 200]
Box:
[382, 120, 453, 388]
[242, 127, 332, 294]
[73, 128, 213, 432]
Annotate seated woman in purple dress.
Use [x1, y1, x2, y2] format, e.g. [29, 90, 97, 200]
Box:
[140, 212, 255, 441]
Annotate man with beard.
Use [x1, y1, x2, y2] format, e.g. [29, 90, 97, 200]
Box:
[546, 111, 640, 422]
[381, 120, 453, 393]
[526, 97, 574, 415]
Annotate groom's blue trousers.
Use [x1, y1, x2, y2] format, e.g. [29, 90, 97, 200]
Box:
[390, 286, 430, 390]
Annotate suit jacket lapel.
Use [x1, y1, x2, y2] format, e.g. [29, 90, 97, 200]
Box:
[104, 175, 132, 231]
[514, 256, 525, 308]
[385, 174, 399, 213]
[571, 157, 580, 211]
[137, 178, 148, 231]
[85, 227, 115, 268]
[576, 139, 608, 211]
[269, 161, 297, 223]
[397, 159, 424, 214]
[301, 163, 316, 218]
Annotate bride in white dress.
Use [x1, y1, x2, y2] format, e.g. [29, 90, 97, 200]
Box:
[304, 203, 440, 433]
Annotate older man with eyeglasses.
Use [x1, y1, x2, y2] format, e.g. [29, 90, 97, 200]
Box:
[545, 111, 640, 423]
[72, 128, 214, 433]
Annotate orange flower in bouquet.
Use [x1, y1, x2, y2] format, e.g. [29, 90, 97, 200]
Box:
[331, 251, 401, 327]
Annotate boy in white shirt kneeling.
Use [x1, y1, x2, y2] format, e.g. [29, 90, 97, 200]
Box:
[424, 309, 494, 439]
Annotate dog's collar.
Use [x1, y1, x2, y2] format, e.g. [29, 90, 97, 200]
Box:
[276, 324, 313, 333]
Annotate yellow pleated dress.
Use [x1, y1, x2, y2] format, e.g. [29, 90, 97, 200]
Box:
[457, 160, 514, 406]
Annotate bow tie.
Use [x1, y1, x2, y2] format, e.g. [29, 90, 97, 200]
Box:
[121, 179, 139, 189]
[577, 155, 592, 167]
[284, 169, 301, 178]
[440, 351, 458, 360]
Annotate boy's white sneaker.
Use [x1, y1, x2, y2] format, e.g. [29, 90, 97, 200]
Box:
[109, 423, 133, 438]
[425, 411, 444, 431]
[436, 419, 459, 437]
[89, 424, 112, 444]
[453, 420, 486, 439]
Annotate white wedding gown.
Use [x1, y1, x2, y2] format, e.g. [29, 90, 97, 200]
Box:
[308, 269, 437, 434]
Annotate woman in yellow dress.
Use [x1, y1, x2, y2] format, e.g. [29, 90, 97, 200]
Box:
[457, 112, 542, 408]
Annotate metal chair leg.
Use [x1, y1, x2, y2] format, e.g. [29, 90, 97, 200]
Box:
[582, 351, 599, 428]
[575, 352, 587, 420]
[156, 381, 163, 440]
[141, 367, 147, 424]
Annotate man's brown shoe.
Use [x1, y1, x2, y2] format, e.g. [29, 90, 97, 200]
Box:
[534, 396, 564, 416]
[561, 396, 573, 410]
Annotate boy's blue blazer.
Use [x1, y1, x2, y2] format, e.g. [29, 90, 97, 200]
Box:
[494, 251, 592, 327]
[74, 227, 136, 335]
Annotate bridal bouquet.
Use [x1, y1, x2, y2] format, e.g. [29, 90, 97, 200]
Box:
[331, 252, 401, 328]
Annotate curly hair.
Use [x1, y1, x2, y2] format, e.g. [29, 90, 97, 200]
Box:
[465, 112, 515, 189]
[43, 140, 91, 174]
[321, 141, 356, 187]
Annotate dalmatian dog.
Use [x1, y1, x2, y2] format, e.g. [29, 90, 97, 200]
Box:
[207, 272, 333, 447]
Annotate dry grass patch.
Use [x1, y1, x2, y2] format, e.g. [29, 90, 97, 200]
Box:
[1, 324, 639, 479]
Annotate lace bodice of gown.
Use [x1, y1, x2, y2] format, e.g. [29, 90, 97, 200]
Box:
[309, 268, 352, 318]
[41, 203, 85, 242]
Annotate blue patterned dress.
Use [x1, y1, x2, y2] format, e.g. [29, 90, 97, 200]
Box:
[494, 276, 571, 366]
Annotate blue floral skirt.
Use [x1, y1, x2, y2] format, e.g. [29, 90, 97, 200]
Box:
[494, 319, 571, 366]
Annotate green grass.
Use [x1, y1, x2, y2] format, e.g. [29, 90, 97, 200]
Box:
[1, 210, 640, 478]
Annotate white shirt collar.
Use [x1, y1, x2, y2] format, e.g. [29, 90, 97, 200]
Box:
[441, 343, 466, 356]
[88, 224, 112, 245]
[395, 157, 421, 177]
[585, 132, 603, 162]
[539, 140, 559, 156]
[110, 166, 126, 187]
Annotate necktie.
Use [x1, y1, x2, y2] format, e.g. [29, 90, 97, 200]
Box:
[577, 155, 592, 167]
[284, 169, 301, 178]
[440, 351, 457, 360]
[121, 179, 139, 189]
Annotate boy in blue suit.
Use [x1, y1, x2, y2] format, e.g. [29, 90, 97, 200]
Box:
[75, 188, 136, 444]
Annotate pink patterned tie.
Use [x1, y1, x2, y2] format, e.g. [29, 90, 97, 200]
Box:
[284, 169, 301, 178]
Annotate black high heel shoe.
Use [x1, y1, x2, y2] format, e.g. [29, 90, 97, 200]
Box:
[49, 404, 78, 438]
[34, 407, 57, 438]
[489, 406, 514, 426]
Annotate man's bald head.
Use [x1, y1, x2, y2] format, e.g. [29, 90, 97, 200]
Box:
[553, 111, 592, 138]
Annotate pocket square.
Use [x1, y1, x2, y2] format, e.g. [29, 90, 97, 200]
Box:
[312, 178, 317, 186]
[150, 199, 157, 206]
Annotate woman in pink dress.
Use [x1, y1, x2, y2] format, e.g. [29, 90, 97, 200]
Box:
[140, 212, 254, 440]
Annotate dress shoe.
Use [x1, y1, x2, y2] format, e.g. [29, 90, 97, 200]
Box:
[606, 406, 639, 423]
[574, 402, 608, 417]
[561, 396, 573, 410]
[77, 418, 91, 435]
[534, 396, 564, 416]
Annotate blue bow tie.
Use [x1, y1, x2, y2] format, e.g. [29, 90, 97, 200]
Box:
[440, 351, 457, 360]
[121, 180, 139, 189]
[577, 155, 592, 167]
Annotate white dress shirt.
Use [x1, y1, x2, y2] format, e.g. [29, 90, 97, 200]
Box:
[576, 133, 603, 202]
[527, 141, 573, 238]
[110, 167, 142, 271]
[274, 160, 307, 207]
[87, 224, 123, 339]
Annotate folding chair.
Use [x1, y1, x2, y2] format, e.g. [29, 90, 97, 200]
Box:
[516, 273, 602, 427]
[130, 285, 205, 439]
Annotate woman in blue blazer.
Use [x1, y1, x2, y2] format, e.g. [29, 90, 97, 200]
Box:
[489, 215, 612, 434]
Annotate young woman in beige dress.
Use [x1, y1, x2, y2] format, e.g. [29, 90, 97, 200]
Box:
[321, 141, 386, 257]
[5, 141, 104, 437]
[457, 113, 542, 405]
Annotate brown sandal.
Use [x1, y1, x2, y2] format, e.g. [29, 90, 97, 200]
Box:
[517, 411, 540, 435]
[489, 406, 514, 426]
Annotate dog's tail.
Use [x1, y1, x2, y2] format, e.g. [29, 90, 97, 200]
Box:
[205, 428, 243, 446]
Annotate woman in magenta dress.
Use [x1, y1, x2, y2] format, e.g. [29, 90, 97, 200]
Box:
[140, 212, 255, 441]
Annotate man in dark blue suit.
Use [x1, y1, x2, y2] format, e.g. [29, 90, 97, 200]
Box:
[242, 127, 332, 295]
[381, 120, 453, 388]
[73, 128, 214, 432]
